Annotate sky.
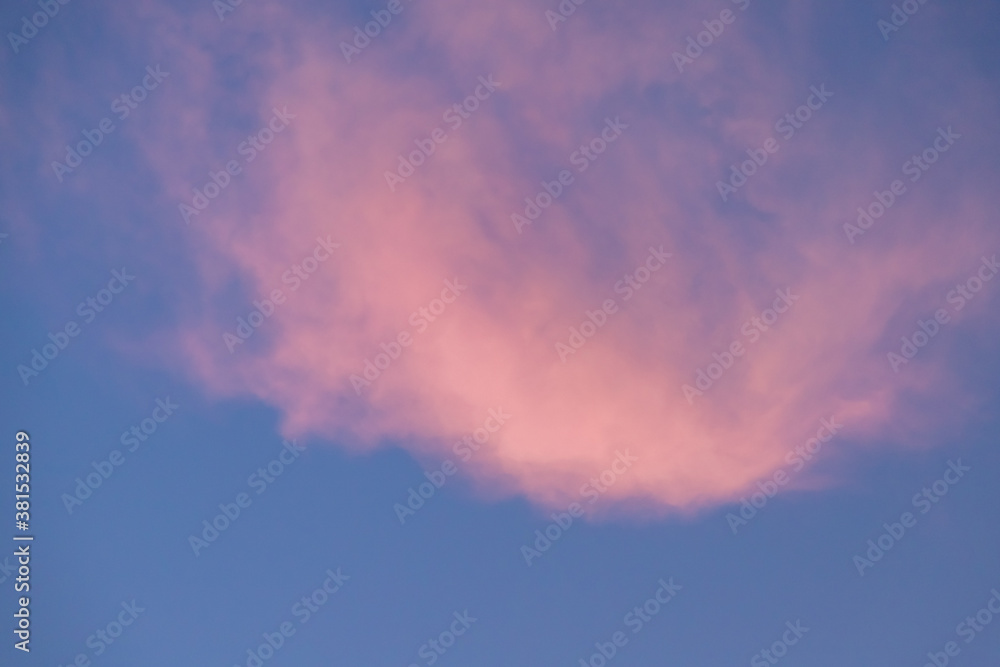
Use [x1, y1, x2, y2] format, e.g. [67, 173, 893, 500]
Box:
[1, 0, 999, 665]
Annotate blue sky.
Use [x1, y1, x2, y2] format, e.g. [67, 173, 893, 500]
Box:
[2, 0, 1000, 665]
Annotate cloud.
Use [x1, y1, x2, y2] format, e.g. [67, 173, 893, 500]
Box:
[25, 0, 1000, 514]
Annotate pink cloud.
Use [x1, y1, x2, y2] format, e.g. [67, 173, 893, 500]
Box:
[82, 0, 1000, 513]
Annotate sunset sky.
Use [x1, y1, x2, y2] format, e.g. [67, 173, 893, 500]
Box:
[2, 0, 999, 665]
